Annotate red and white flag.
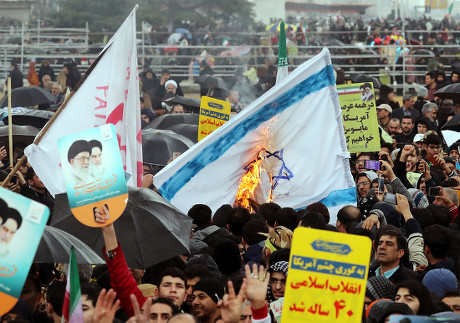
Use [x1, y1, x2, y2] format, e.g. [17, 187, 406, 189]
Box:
[62, 247, 83, 323]
[25, 6, 142, 196]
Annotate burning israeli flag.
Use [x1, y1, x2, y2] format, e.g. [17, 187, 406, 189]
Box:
[153, 48, 356, 223]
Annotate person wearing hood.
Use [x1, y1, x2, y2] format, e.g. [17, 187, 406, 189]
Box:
[38, 60, 55, 85]
[435, 69, 449, 89]
[27, 60, 39, 86]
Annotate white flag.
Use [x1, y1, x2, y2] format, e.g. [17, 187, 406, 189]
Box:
[153, 48, 356, 224]
[25, 6, 143, 196]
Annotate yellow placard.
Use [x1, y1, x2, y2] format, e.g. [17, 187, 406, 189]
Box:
[426, 0, 438, 9]
[198, 96, 231, 141]
[337, 83, 381, 153]
[282, 227, 371, 323]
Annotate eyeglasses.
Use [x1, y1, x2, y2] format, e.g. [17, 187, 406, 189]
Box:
[269, 278, 286, 287]
[356, 181, 370, 187]
[428, 145, 442, 150]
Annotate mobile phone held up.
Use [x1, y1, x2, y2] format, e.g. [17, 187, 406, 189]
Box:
[428, 187, 441, 197]
[365, 160, 381, 171]
[383, 192, 397, 205]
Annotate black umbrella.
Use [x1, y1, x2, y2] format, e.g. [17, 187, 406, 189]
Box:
[195, 74, 229, 91]
[0, 86, 57, 108]
[0, 125, 39, 146]
[412, 49, 435, 57]
[168, 124, 199, 143]
[2, 109, 55, 128]
[442, 113, 460, 132]
[145, 113, 199, 130]
[142, 129, 194, 166]
[51, 187, 193, 269]
[35, 226, 105, 264]
[435, 83, 460, 101]
[163, 96, 201, 114]
[350, 74, 381, 89]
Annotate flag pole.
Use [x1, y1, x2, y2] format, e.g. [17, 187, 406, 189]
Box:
[7, 77, 13, 167]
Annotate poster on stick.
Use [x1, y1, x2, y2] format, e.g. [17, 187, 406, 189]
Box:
[282, 227, 371, 323]
[198, 96, 231, 141]
[337, 83, 380, 153]
[58, 124, 128, 227]
[0, 188, 49, 316]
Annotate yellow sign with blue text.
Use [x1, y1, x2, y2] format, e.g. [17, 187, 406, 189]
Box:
[198, 96, 231, 141]
[282, 227, 371, 323]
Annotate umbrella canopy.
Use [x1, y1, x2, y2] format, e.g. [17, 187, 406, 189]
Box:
[195, 74, 228, 91]
[146, 113, 199, 130]
[435, 83, 460, 101]
[51, 187, 193, 268]
[167, 33, 182, 44]
[0, 125, 39, 146]
[174, 28, 192, 40]
[2, 109, 54, 128]
[350, 74, 382, 89]
[325, 39, 344, 47]
[168, 124, 199, 143]
[412, 49, 435, 57]
[35, 226, 105, 264]
[142, 129, 194, 166]
[0, 86, 56, 108]
[163, 97, 201, 114]
[442, 112, 460, 132]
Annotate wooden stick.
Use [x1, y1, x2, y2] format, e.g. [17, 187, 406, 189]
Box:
[7, 77, 13, 167]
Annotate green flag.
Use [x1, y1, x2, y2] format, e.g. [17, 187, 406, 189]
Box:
[276, 21, 288, 83]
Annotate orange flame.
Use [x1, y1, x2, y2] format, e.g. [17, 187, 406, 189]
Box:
[236, 158, 263, 211]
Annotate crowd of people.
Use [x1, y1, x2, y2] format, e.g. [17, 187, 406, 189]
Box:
[5, 11, 460, 323]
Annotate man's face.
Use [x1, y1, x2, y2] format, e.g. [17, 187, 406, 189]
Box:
[42, 75, 51, 84]
[90, 147, 102, 166]
[166, 84, 177, 94]
[154, 109, 167, 116]
[406, 150, 420, 172]
[173, 105, 185, 114]
[141, 114, 151, 123]
[356, 175, 371, 198]
[442, 296, 460, 313]
[270, 271, 286, 300]
[240, 303, 252, 323]
[376, 235, 403, 266]
[70, 151, 90, 172]
[425, 108, 437, 122]
[149, 303, 173, 323]
[425, 75, 434, 86]
[356, 155, 370, 173]
[82, 295, 95, 323]
[401, 119, 413, 135]
[377, 109, 389, 120]
[186, 277, 200, 307]
[388, 121, 400, 135]
[437, 75, 445, 83]
[425, 143, 442, 157]
[452, 74, 459, 83]
[417, 123, 428, 134]
[51, 85, 60, 96]
[162, 73, 170, 81]
[395, 287, 420, 315]
[158, 276, 186, 307]
[446, 162, 456, 174]
[404, 97, 415, 109]
[192, 290, 218, 321]
[449, 149, 459, 161]
[31, 174, 46, 190]
[0, 218, 19, 244]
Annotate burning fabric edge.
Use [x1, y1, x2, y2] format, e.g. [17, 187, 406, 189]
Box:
[153, 48, 356, 223]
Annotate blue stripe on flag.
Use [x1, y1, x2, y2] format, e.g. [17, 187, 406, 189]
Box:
[294, 187, 357, 211]
[319, 187, 357, 208]
[159, 64, 335, 201]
